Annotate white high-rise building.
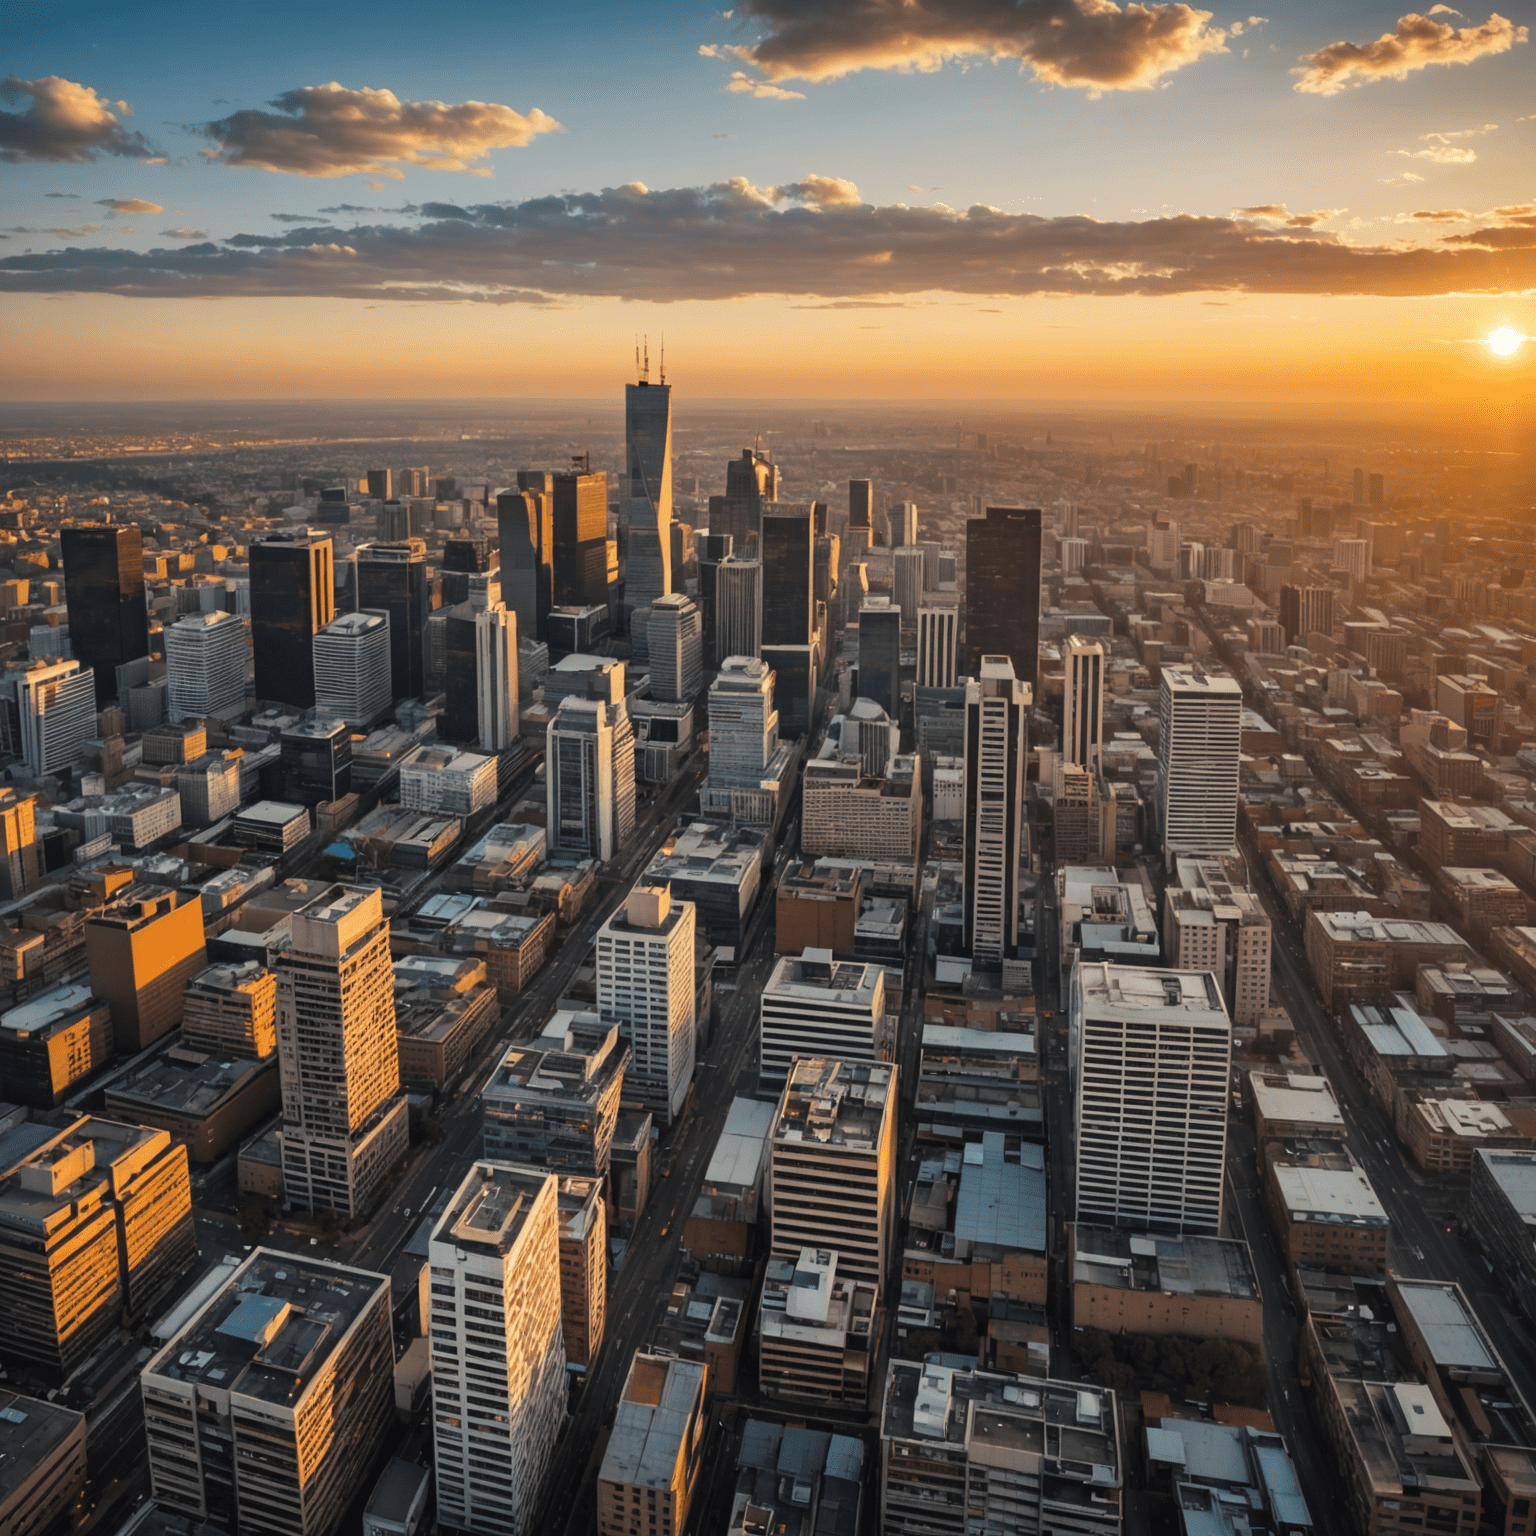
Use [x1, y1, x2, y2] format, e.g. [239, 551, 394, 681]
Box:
[715, 555, 763, 660]
[1334, 537, 1370, 580]
[1157, 664, 1242, 857]
[706, 656, 778, 787]
[1063, 635, 1105, 771]
[596, 883, 696, 1126]
[14, 659, 97, 776]
[275, 885, 409, 1218]
[623, 375, 673, 630]
[916, 605, 959, 688]
[759, 949, 885, 1089]
[313, 609, 392, 726]
[429, 1162, 565, 1536]
[1071, 962, 1231, 1236]
[963, 656, 1030, 965]
[893, 545, 925, 631]
[475, 604, 519, 751]
[1149, 518, 1180, 574]
[165, 611, 247, 722]
[889, 501, 919, 547]
[1060, 535, 1088, 575]
[546, 691, 636, 862]
[647, 593, 703, 703]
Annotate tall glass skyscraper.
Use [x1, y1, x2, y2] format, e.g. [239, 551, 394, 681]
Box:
[623, 378, 673, 629]
[356, 540, 428, 701]
[552, 471, 609, 609]
[760, 505, 815, 648]
[498, 488, 553, 643]
[60, 524, 149, 706]
[964, 506, 1043, 696]
[250, 529, 334, 709]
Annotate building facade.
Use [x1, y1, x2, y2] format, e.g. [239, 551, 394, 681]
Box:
[963, 657, 1030, 964]
[1157, 665, 1242, 857]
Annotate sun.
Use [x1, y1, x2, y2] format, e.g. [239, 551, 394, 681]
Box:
[1487, 326, 1524, 357]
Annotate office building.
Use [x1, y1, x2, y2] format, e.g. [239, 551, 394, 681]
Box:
[1072, 963, 1231, 1236]
[917, 604, 958, 689]
[0, 789, 40, 903]
[313, 608, 392, 726]
[706, 656, 778, 787]
[647, 593, 703, 702]
[366, 468, 393, 500]
[758, 1247, 878, 1405]
[165, 611, 247, 722]
[847, 479, 873, 543]
[881, 1364, 1122, 1536]
[250, 529, 335, 709]
[141, 1249, 394, 1536]
[1158, 665, 1242, 857]
[555, 1174, 607, 1372]
[623, 376, 674, 628]
[400, 746, 497, 817]
[1063, 634, 1105, 771]
[596, 1353, 708, 1536]
[85, 888, 207, 1053]
[1468, 1149, 1536, 1325]
[1279, 584, 1335, 646]
[769, 1057, 897, 1287]
[60, 523, 148, 705]
[0, 1117, 194, 1374]
[1051, 761, 1103, 866]
[176, 750, 242, 826]
[440, 601, 480, 743]
[356, 540, 428, 701]
[0, 983, 114, 1108]
[429, 1163, 565, 1536]
[181, 959, 277, 1059]
[476, 604, 520, 751]
[760, 950, 885, 1089]
[893, 544, 924, 630]
[0, 1389, 87, 1536]
[14, 660, 97, 777]
[1264, 1137, 1390, 1274]
[275, 886, 409, 1218]
[888, 501, 918, 548]
[280, 716, 352, 806]
[645, 819, 766, 950]
[481, 1012, 629, 1176]
[759, 642, 816, 740]
[858, 598, 902, 719]
[963, 656, 1030, 964]
[1334, 538, 1370, 580]
[760, 505, 815, 647]
[597, 884, 697, 1127]
[1164, 858, 1273, 1027]
[802, 749, 921, 865]
[552, 469, 609, 609]
[547, 689, 636, 862]
[965, 506, 1042, 694]
[498, 487, 554, 644]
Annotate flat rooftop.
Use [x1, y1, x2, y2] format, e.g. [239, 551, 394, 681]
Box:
[955, 1133, 1046, 1254]
[1074, 1225, 1258, 1299]
[702, 1096, 777, 1193]
[0, 1389, 82, 1512]
[0, 982, 101, 1037]
[1076, 963, 1229, 1025]
[601, 1354, 705, 1489]
[775, 1058, 893, 1151]
[1476, 1148, 1536, 1213]
[765, 949, 882, 1005]
[1272, 1155, 1389, 1227]
[1249, 1071, 1345, 1130]
[434, 1162, 552, 1257]
[105, 1049, 274, 1118]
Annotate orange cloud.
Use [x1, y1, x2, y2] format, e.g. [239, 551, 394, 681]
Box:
[98, 198, 163, 215]
[1232, 204, 1346, 228]
[200, 82, 563, 179]
[1294, 10, 1526, 94]
[0, 75, 157, 163]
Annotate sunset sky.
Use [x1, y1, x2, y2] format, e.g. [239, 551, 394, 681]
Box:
[2, 0, 1531, 403]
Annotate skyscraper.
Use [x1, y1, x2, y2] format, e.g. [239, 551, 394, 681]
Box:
[476, 604, 520, 751]
[715, 555, 763, 661]
[917, 604, 958, 689]
[963, 656, 1030, 964]
[705, 656, 779, 787]
[0, 788, 41, 903]
[313, 609, 392, 726]
[889, 501, 918, 548]
[356, 539, 428, 701]
[552, 469, 609, 609]
[857, 598, 901, 720]
[547, 690, 636, 862]
[597, 883, 697, 1127]
[647, 593, 703, 703]
[893, 545, 925, 630]
[760, 505, 815, 647]
[164, 611, 248, 722]
[709, 448, 778, 555]
[430, 1163, 566, 1536]
[14, 660, 97, 776]
[1072, 962, 1231, 1236]
[60, 524, 148, 706]
[249, 529, 334, 709]
[846, 478, 873, 557]
[964, 506, 1043, 696]
[498, 488, 554, 644]
[1157, 665, 1242, 857]
[1278, 584, 1334, 646]
[275, 885, 409, 1218]
[759, 952, 885, 1090]
[442, 602, 479, 743]
[696, 531, 732, 650]
[366, 467, 393, 500]
[1063, 635, 1105, 771]
[624, 375, 674, 629]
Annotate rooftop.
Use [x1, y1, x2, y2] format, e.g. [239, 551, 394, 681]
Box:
[1270, 1144, 1389, 1227]
[1073, 1225, 1258, 1300]
[1076, 963, 1229, 1025]
[1475, 1148, 1536, 1213]
[601, 1353, 705, 1490]
[105, 1048, 274, 1119]
[0, 982, 101, 1038]
[433, 1162, 553, 1257]
[1249, 1071, 1345, 1131]
[954, 1132, 1047, 1254]
[775, 1058, 894, 1151]
[702, 1096, 777, 1193]
[765, 949, 882, 1006]
[0, 1389, 82, 1513]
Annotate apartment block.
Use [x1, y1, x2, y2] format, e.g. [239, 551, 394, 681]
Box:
[1164, 858, 1272, 1027]
[596, 1353, 708, 1536]
[0, 982, 114, 1108]
[1157, 665, 1242, 857]
[84, 887, 208, 1053]
[1468, 1149, 1536, 1325]
[180, 960, 277, 1059]
[0, 1388, 87, 1536]
[400, 746, 498, 817]
[1304, 911, 1473, 1012]
[141, 1250, 394, 1536]
[1264, 1137, 1390, 1275]
[556, 1174, 607, 1371]
[760, 948, 886, 1089]
[1436, 867, 1530, 941]
[1419, 799, 1516, 869]
[758, 1246, 877, 1404]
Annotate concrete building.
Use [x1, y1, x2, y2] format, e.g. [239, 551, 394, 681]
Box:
[0, 788, 41, 904]
[964, 656, 1031, 965]
[1072, 963, 1231, 1237]
[1164, 858, 1272, 1027]
[1400, 1092, 1534, 1175]
[85, 888, 207, 1054]
[165, 611, 247, 722]
[547, 691, 636, 863]
[1419, 799, 1515, 869]
[769, 1057, 897, 1287]
[14, 659, 97, 776]
[1063, 634, 1105, 772]
[429, 1163, 565, 1536]
[141, 1249, 394, 1536]
[400, 747, 497, 817]
[1305, 912, 1473, 1012]
[1069, 1223, 1263, 1351]
[1143, 1418, 1312, 1536]
[647, 594, 703, 703]
[181, 960, 277, 1059]
[760, 948, 886, 1090]
[644, 820, 765, 950]
[480, 1012, 629, 1178]
[556, 1174, 607, 1372]
[0, 1118, 195, 1375]
[314, 609, 392, 726]
[1264, 1137, 1390, 1275]
[597, 884, 697, 1127]
[681, 1095, 776, 1274]
[232, 799, 311, 854]
[275, 886, 409, 1218]
[595, 1353, 708, 1536]
[715, 557, 763, 661]
[917, 603, 958, 689]
[1051, 760, 1103, 866]
[0, 1388, 87, 1536]
[103, 1048, 280, 1164]
[802, 750, 922, 865]
[0, 983, 114, 1108]
[701, 656, 796, 824]
[880, 1362, 1121, 1536]
[175, 750, 242, 827]
[1158, 665, 1242, 857]
[758, 1246, 878, 1405]
[474, 604, 520, 752]
[1468, 1149, 1536, 1325]
[728, 1419, 864, 1536]
[1249, 1069, 1346, 1143]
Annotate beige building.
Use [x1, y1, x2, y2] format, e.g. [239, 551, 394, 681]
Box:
[1436, 867, 1530, 941]
[1304, 911, 1472, 1012]
[180, 960, 277, 1059]
[84, 887, 207, 1053]
[1264, 1137, 1389, 1276]
[1249, 1069, 1346, 1142]
[1051, 761, 1103, 865]
[758, 1247, 878, 1404]
[596, 1353, 708, 1536]
[1419, 799, 1515, 868]
[801, 753, 922, 864]
[1164, 859, 1272, 1027]
[1399, 1091, 1535, 1174]
[557, 1174, 607, 1371]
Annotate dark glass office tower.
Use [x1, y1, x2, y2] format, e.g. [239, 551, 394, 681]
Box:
[848, 480, 873, 533]
[551, 470, 608, 608]
[964, 506, 1042, 695]
[279, 718, 353, 805]
[440, 603, 479, 743]
[760, 505, 815, 648]
[356, 539, 428, 701]
[498, 489, 553, 644]
[761, 643, 816, 740]
[60, 524, 150, 706]
[250, 530, 335, 710]
[857, 600, 902, 719]
[444, 537, 490, 573]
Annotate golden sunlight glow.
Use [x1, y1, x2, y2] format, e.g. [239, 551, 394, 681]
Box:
[1487, 326, 1524, 357]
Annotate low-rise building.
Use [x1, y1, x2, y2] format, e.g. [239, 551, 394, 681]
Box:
[774, 862, 860, 956]
[1490, 925, 1536, 997]
[728, 1420, 864, 1536]
[1436, 867, 1530, 942]
[444, 820, 546, 894]
[231, 799, 310, 854]
[1341, 999, 1454, 1118]
[0, 1388, 87, 1536]
[420, 896, 557, 1000]
[1419, 799, 1516, 869]
[392, 955, 498, 1089]
[681, 1095, 775, 1274]
[1143, 1418, 1313, 1536]
[1250, 1069, 1346, 1143]
[914, 1015, 1042, 1143]
[1305, 912, 1473, 1012]
[399, 746, 497, 816]
[644, 820, 765, 950]
[1399, 1091, 1535, 1174]
[595, 1353, 708, 1536]
[760, 949, 886, 1089]
[1264, 1136, 1390, 1276]
[758, 1247, 878, 1405]
[650, 1271, 749, 1395]
[0, 983, 114, 1108]
[1415, 961, 1518, 1034]
[103, 1045, 281, 1163]
[1468, 1149, 1536, 1325]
